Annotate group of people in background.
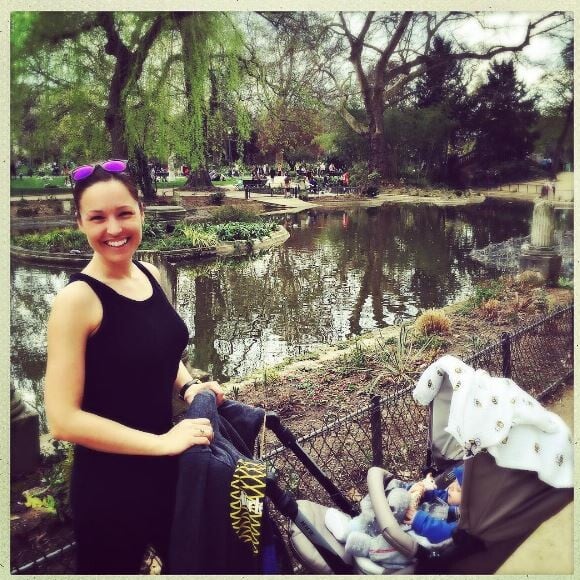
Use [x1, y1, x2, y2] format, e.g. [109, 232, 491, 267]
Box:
[244, 161, 351, 193]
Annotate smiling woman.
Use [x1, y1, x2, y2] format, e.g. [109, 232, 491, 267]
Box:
[43, 163, 225, 573]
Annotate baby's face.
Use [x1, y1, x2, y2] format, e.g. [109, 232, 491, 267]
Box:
[447, 480, 462, 506]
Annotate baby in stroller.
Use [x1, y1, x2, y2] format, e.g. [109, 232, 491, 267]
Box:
[323, 465, 464, 571]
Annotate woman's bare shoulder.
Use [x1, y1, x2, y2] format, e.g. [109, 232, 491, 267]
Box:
[138, 260, 161, 282]
[50, 280, 101, 327]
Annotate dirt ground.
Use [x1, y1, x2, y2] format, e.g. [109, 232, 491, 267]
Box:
[237, 283, 573, 438]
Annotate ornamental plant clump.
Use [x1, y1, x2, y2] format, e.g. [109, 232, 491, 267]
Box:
[478, 298, 502, 320]
[415, 309, 451, 336]
[12, 228, 90, 253]
[515, 270, 545, 289]
[211, 221, 277, 242]
[13, 218, 277, 253]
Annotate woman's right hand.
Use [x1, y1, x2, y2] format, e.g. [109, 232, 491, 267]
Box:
[158, 418, 213, 455]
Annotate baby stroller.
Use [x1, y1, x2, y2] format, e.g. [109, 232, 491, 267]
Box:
[269, 355, 573, 574]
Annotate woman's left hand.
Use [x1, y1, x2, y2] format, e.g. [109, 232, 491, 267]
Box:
[183, 380, 225, 407]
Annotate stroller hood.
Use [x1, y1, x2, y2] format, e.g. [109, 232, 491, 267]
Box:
[413, 355, 573, 544]
[414, 355, 573, 488]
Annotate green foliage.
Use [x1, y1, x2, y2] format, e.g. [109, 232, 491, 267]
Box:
[12, 228, 90, 252]
[337, 340, 371, 374]
[11, 13, 112, 163]
[209, 190, 226, 205]
[413, 333, 448, 351]
[414, 35, 467, 110]
[372, 323, 435, 389]
[469, 61, 539, 167]
[10, 175, 70, 195]
[460, 279, 505, 312]
[211, 221, 277, 242]
[24, 441, 74, 520]
[142, 217, 169, 241]
[43, 442, 74, 521]
[349, 162, 380, 196]
[173, 223, 219, 248]
[557, 277, 573, 290]
[140, 221, 218, 250]
[468, 334, 489, 355]
[23, 490, 57, 514]
[12, 216, 275, 253]
[175, 13, 245, 171]
[531, 287, 550, 313]
[210, 205, 261, 224]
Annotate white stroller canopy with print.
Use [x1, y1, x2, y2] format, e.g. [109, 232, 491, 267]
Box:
[413, 355, 573, 488]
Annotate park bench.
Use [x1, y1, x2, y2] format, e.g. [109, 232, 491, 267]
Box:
[267, 175, 305, 197]
[242, 178, 270, 198]
[326, 184, 358, 195]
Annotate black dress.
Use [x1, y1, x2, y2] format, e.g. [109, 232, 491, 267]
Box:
[67, 261, 189, 574]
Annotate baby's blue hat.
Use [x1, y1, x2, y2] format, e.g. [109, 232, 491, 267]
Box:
[453, 465, 464, 486]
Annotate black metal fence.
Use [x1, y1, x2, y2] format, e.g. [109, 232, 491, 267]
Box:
[263, 304, 573, 511]
[11, 304, 573, 574]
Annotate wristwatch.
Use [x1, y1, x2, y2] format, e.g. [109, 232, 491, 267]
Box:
[179, 379, 202, 400]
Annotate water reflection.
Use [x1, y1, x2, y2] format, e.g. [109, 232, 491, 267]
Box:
[14, 201, 565, 428]
[176, 202, 535, 380]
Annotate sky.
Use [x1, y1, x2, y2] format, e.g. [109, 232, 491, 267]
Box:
[448, 12, 573, 87]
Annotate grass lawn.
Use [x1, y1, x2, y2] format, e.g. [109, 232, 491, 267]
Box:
[11, 176, 71, 192]
[11, 175, 240, 196]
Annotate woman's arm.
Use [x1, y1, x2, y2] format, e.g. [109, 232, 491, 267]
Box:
[173, 361, 225, 406]
[45, 284, 211, 456]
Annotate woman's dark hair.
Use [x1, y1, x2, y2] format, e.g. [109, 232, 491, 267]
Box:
[73, 165, 140, 213]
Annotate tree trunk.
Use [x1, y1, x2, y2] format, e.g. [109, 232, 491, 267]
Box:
[183, 168, 215, 190]
[104, 65, 130, 159]
[133, 145, 156, 201]
[550, 99, 573, 178]
[367, 97, 399, 181]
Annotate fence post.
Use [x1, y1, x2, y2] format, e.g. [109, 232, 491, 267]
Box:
[370, 394, 383, 466]
[501, 331, 512, 378]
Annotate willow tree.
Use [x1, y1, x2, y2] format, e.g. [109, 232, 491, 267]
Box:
[172, 12, 247, 189]
[12, 12, 169, 159]
[11, 13, 113, 165]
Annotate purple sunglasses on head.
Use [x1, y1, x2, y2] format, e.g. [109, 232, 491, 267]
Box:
[71, 159, 128, 182]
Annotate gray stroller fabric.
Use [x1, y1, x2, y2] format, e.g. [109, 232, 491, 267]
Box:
[459, 451, 573, 544]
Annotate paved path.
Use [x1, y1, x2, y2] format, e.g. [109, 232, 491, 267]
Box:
[497, 385, 574, 574]
[481, 171, 574, 208]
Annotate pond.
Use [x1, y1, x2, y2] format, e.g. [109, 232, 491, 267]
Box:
[11, 199, 572, 429]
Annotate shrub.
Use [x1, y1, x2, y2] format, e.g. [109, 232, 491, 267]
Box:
[350, 161, 381, 196]
[212, 221, 276, 242]
[478, 298, 502, 320]
[515, 270, 545, 289]
[210, 206, 261, 224]
[371, 323, 436, 389]
[470, 279, 504, 308]
[209, 190, 225, 205]
[173, 223, 218, 248]
[13, 228, 89, 252]
[15, 198, 39, 218]
[415, 309, 451, 336]
[531, 288, 550, 313]
[16, 206, 39, 217]
[557, 277, 573, 290]
[142, 218, 170, 242]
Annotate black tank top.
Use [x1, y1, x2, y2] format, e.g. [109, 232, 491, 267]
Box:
[68, 261, 189, 476]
